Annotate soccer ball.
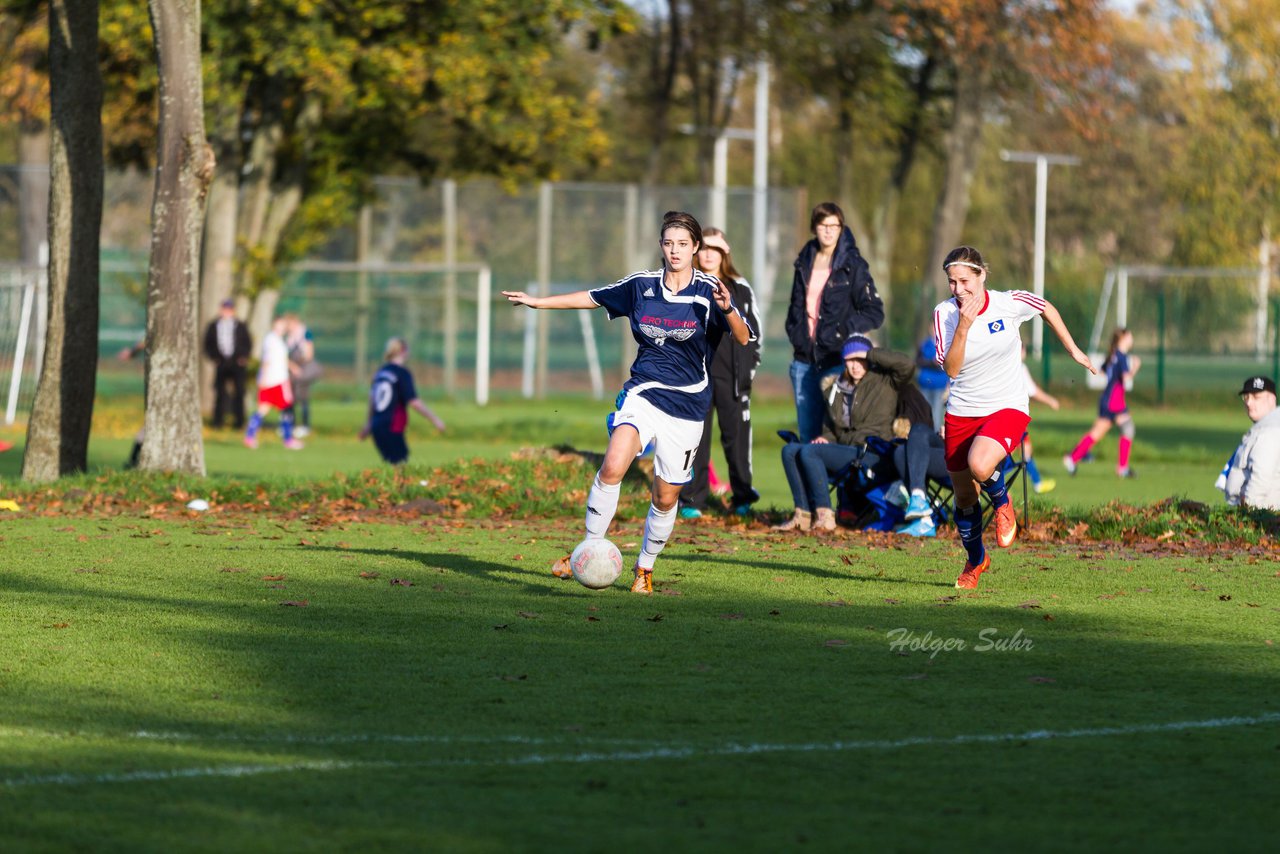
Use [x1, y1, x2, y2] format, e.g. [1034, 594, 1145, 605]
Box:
[569, 538, 624, 589]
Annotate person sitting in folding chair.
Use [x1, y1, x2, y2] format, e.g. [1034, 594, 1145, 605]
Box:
[773, 335, 914, 533]
[878, 383, 950, 537]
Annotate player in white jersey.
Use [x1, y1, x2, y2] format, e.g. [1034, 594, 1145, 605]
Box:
[933, 246, 1095, 589]
[503, 211, 752, 594]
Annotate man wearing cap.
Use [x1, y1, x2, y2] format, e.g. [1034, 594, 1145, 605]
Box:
[203, 298, 253, 429]
[1220, 375, 1280, 511]
[774, 335, 914, 532]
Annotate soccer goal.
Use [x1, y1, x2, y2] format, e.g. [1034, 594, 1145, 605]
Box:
[1088, 265, 1275, 401]
[0, 261, 45, 425]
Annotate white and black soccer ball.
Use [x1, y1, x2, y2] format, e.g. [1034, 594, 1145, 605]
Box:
[569, 538, 623, 590]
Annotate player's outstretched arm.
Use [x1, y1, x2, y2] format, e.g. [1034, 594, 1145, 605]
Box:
[1042, 301, 1097, 375]
[502, 290, 598, 310]
[411, 398, 446, 432]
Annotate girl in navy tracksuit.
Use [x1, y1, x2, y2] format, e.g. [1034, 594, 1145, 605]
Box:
[359, 337, 445, 464]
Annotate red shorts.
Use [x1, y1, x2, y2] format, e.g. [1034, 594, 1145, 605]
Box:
[944, 409, 1030, 472]
[258, 383, 294, 410]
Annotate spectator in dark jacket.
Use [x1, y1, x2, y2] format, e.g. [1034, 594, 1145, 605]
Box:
[203, 298, 253, 429]
[773, 336, 912, 533]
[679, 228, 763, 518]
[784, 202, 884, 442]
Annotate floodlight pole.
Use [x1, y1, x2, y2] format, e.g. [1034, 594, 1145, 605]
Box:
[1000, 150, 1080, 359]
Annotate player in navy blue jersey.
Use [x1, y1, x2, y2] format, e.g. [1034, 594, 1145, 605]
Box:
[358, 337, 446, 464]
[503, 211, 753, 594]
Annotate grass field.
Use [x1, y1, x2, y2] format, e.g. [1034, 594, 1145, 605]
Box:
[0, 385, 1276, 850]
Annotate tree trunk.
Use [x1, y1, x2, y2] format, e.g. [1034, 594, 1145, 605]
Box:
[18, 122, 50, 266]
[197, 106, 244, 417]
[139, 0, 212, 474]
[22, 0, 103, 482]
[919, 64, 988, 339]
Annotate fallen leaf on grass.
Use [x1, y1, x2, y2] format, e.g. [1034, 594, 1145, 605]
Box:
[497, 674, 528, 682]
[657, 588, 682, 596]
[820, 600, 850, 608]
[493, 624, 509, 630]
[73, 567, 100, 574]
[1028, 675, 1055, 684]
[719, 613, 745, 620]
[840, 555, 855, 565]
[883, 598, 900, 605]
[262, 574, 286, 581]
[46, 622, 70, 629]
[1016, 600, 1041, 609]
[298, 539, 317, 547]
[586, 616, 600, 622]
[902, 673, 928, 680]
[280, 600, 308, 607]
[1043, 614, 1055, 621]
[1219, 594, 1232, 601]
[359, 571, 380, 579]
[391, 579, 414, 587]
[769, 609, 781, 616]
[512, 554, 524, 561]
[823, 639, 848, 648]
[219, 567, 245, 573]
[647, 614, 664, 622]
[517, 611, 538, 619]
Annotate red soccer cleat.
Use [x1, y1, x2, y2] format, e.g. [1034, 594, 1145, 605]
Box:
[955, 554, 991, 590]
[994, 501, 1017, 548]
[629, 565, 653, 595]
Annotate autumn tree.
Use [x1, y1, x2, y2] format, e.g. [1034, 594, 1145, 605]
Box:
[137, 0, 212, 474]
[21, 0, 102, 481]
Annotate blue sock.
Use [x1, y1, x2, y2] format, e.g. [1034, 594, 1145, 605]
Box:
[281, 411, 295, 442]
[1024, 457, 1041, 486]
[982, 467, 1009, 508]
[955, 503, 985, 566]
[246, 413, 263, 439]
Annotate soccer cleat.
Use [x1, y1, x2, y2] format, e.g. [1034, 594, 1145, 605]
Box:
[1034, 478, 1057, 494]
[994, 501, 1017, 548]
[903, 494, 932, 520]
[897, 516, 936, 537]
[1061, 454, 1077, 475]
[955, 553, 991, 589]
[629, 565, 653, 594]
[283, 439, 305, 450]
[551, 554, 574, 579]
[243, 435, 258, 449]
[678, 506, 703, 520]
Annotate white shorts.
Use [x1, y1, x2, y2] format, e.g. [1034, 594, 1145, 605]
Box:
[609, 391, 703, 485]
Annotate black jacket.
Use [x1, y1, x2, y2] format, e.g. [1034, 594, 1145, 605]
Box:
[819, 347, 914, 446]
[785, 226, 884, 370]
[203, 318, 253, 365]
[710, 277, 763, 397]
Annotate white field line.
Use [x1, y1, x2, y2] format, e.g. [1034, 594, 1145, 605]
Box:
[3, 711, 1279, 789]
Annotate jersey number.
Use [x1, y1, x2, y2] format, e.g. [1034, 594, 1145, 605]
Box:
[373, 380, 394, 412]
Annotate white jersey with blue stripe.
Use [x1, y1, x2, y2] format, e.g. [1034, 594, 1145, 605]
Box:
[590, 268, 743, 422]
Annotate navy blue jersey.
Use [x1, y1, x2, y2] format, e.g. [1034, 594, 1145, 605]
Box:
[368, 363, 418, 433]
[590, 269, 746, 421]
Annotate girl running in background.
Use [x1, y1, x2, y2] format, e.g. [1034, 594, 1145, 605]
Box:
[503, 211, 752, 594]
[359, 337, 446, 464]
[1063, 328, 1140, 479]
[934, 246, 1095, 590]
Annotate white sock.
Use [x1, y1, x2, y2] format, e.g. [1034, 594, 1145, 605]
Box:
[584, 474, 620, 539]
[638, 503, 677, 570]
[911, 488, 927, 501]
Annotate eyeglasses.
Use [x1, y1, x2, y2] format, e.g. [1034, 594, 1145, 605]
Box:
[815, 221, 842, 231]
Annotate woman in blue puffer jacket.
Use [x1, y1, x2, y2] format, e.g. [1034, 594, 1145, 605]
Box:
[784, 201, 885, 442]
